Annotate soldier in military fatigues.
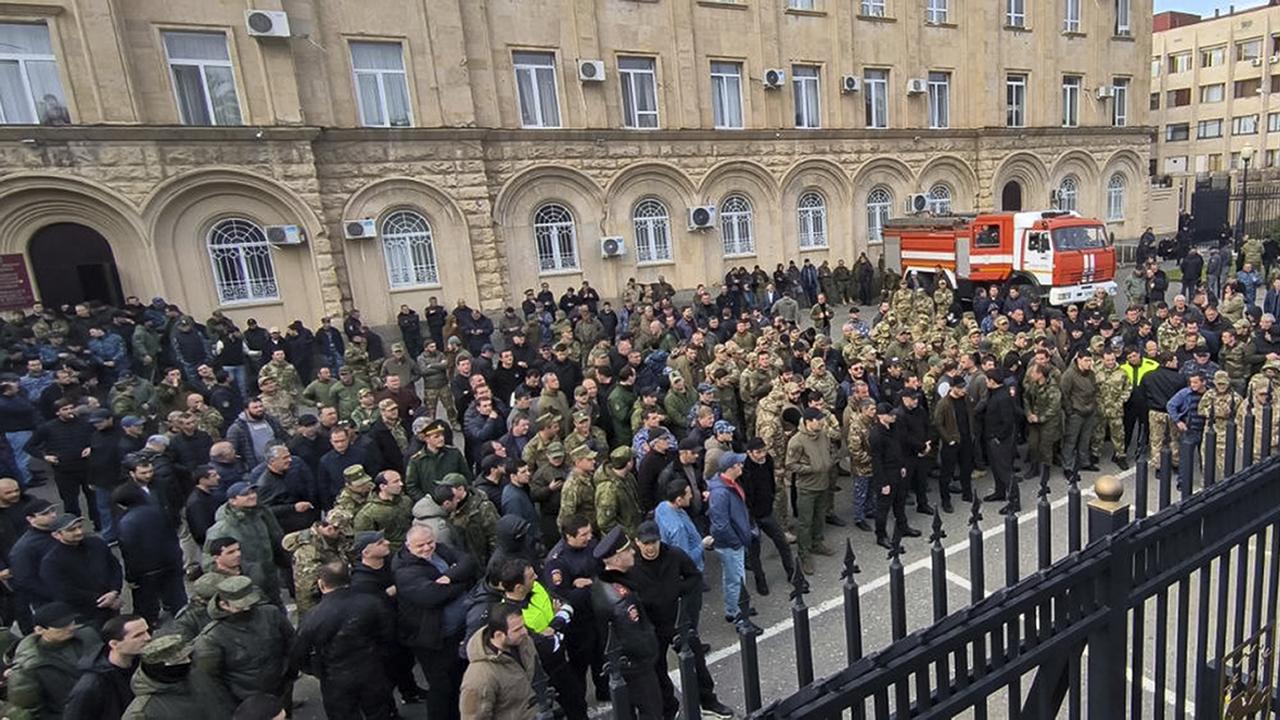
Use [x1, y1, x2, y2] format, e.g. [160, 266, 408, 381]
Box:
[804, 357, 838, 408]
[756, 381, 802, 532]
[1198, 370, 1245, 478]
[559, 444, 599, 531]
[258, 351, 304, 404]
[333, 465, 375, 516]
[416, 341, 457, 429]
[433, 473, 500, 566]
[531, 442, 568, 543]
[282, 509, 353, 616]
[1022, 362, 1063, 479]
[1091, 349, 1132, 468]
[352, 470, 413, 549]
[522, 413, 563, 474]
[564, 410, 607, 464]
[595, 446, 643, 537]
[258, 378, 299, 432]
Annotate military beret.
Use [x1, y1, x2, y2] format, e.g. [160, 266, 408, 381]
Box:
[592, 526, 630, 561]
[438, 472, 469, 488]
[569, 444, 596, 462]
[140, 635, 194, 666]
[546, 441, 566, 459]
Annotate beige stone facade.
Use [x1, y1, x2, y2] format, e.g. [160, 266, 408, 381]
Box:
[0, 0, 1151, 325]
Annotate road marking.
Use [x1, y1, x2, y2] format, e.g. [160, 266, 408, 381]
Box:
[946, 570, 973, 592]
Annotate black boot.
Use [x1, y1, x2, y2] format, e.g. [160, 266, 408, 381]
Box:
[755, 573, 770, 596]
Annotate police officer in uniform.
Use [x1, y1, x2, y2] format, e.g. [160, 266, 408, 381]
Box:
[543, 513, 608, 701]
[590, 526, 667, 720]
[980, 368, 1021, 512]
[869, 402, 920, 550]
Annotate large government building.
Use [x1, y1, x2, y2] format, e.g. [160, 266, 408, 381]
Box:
[0, 0, 1151, 325]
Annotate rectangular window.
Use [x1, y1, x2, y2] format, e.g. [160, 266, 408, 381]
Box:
[788, 0, 817, 7]
[1273, 34, 1280, 55]
[619, 56, 659, 129]
[1197, 118, 1223, 138]
[1267, 149, 1278, 168]
[1115, 0, 1130, 35]
[1063, 0, 1081, 32]
[1272, 75, 1280, 93]
[1233, 114, 1258, 134]
[1208, 153, 1222, 172]
[1061, 75, 1080, 127]
[1165, 122, 1189, 141]
[163, 31, 242, 126]
[1149, 92, 1159, 110]
[861, 0, 887, 16]
[1200, 83, 1224, 103]
[513, 51, 560, 128]
[1270, 112, 1280, 132]
[710, 61, 743, 129]
[1236, 38, 1263, 62]
[927, 71, 950, 128]
[791, 64, 820, 128]
[349, 41, 411, 128]
[1112, 78, 1128, 127]
[1151, 58, 1161, 77]
[1230, 151, 1243, 169]
[1201, 46, 1226, 67]
[1234, 78, 1261, 98]
[1168, 88, 1191, 107]
[1006, 73, 1026, 127]
[0, 23, 69, 125]
[864, 68, 888, 128]
[1168, 52, 1192, 73]
[926, 0, 948, 24]
[1006, 0, 1025, 27]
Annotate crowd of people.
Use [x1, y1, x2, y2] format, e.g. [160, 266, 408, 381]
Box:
[0, 235, 1276, 720]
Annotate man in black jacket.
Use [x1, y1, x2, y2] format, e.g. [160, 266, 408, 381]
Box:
[290, 562, 396, 720]
[62, 613, 149, 720]
[9, 498, 58, 632]
[1141, 352, 1188, 467]
[741, 438, 794, 596]
[870, 403, 919, 550]
[86, 409, 122, 542]
[27, 399, 93, 522]
[350, 531, 426, 705]
[392, 525, 477, 720]
[980, 370, 1021, 511]
[897, 389, 935, 514]
[39, 514, 122, 628]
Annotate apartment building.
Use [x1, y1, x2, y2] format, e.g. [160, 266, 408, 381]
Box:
[0, 0, 1150, 324]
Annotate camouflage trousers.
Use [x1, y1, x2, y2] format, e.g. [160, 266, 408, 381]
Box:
[1027, 418, 1061, 466]
[1148, 411, 1181, 468]
[422, 387, 458, 428]
[1201, 421, 1237, 481]
[1091, 410, 1126, 457]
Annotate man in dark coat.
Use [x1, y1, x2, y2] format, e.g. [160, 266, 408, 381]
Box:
[980, 369, 1021, 510]
[26, 399, 94, 522]
[870, 403, 920, 550]
[38, 514, 123, 628]
[112, 485, 186, 625]
[62, 613, 150, 720]
[9, 498, 59, 632]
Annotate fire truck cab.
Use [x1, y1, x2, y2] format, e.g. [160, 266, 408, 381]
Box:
[881, 210, 1117, 306]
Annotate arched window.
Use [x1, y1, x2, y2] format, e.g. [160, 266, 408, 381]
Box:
[720, 195, 754, 256]
[797, 191, 828, 249]
[381, 210, 438, 288]
[927, 183, 953, 215]
[207, 218, 278, 304]
[866, 186, 893, 245]
[533, 203, 579, 273]
[1057, 175, 1079, 212]
[632, 199, 672, 263]
[1106, 173, 1126, 221]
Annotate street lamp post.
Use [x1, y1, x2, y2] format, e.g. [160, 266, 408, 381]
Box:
[1238, 144, 1255, 243]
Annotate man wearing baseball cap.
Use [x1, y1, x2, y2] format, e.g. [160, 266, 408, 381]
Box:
[7, 602, 100, 718]
[202, 482, 284, 606]
[708, 450, 754, 622]
[39, 513, 122, 627]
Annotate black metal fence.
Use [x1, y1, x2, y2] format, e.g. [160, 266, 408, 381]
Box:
[1232, 180, 1280, 241]
[594, 401, 1280, 720]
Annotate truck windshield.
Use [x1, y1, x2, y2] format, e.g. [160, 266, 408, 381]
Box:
[1052, 225, 1108, 251]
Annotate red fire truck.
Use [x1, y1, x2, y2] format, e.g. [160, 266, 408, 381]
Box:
[881, 210, 1117, 306]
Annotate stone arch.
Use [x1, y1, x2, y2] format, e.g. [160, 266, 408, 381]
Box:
[605, 162, 698, 212]
[851, 156, 915, 256]
[0, 174, 152, 307]
[697, 160, 780, 271]
[492, 165, 605, 298]
[340, 177, 479, 324]
[1050, 150, 1101, 216]
[780, 158, 851, 260]
[1100, 149, 1146, 233]
[492, 165, 605, 227]
[917, 155, 979, 212]
[143, 167, 327, 327]
[992, 152, 1051, 211]
[698, 159, 780, 205]
[604, 163, 697, 281]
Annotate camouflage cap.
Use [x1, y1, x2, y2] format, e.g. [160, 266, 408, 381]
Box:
[439, 472, 469, 488]
[343, 465, 374, 487]
[569, 444, 596, 462]
[546, 441, 566, 459]
[357, 388, 373, 398]
[1267, 358, 1280, 372]
[1089, 336, 1104, 350]
[214, 575, 261, 611]
[809, 356, 825, 370]
[140, 634, 194, 666]
[191, 573, 224, 601]
[609, 446, 633, 463]
[1214, 370, 1231, 385]
[323, 508, 354, 530]
[536, 412, 559, 430]
[783, 382, 802, 395]
[572, 410, 591, 424]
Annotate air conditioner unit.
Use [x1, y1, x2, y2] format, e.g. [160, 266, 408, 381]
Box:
[1252, 57, 1264, 67]
[601, 236, 625, 258]
[265, 225, 305, 245]
[1096, 85, 1115, 100]
[906, 78, 927, 94]
[841, 75, 861, 93]
[763, 68, 786, 89]
[246, 10, 291, 38]
[343, 219, 376, 240]
[1270, 55, 1280, 64]
[688, 206, 717, 230]
[905, 194, 929, 213]
[578, 60, 606, 82]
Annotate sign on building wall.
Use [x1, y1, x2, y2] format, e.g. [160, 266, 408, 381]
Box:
[0, 255, 36, 310]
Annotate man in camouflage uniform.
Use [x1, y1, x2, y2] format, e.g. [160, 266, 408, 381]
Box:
[1091, 348, 1132, 469]
[283, 509, 353, 616]
[846, 398, 876, 530]
[711, 368, 742, 431]
[109, 372, 157, 418]
[333, 465, 375, 516]
[662, 373, 696, 437]
[434, 473, 500, 566]
[1022, 361, 1062, 479]
[330, 366, 370, 424]
[756, 381, 802, 532]
[521, 413, 562, 474]
[563, 410, 607, 463]
[1219, 322, 1262, 395]
[344, 335, 374, 387]
[258, 376, 299, 432]
[416, 340, 456, 429]
[530, 441, 568, 542]
[989, 316, 1015, 361]
[353, 470, 413, 549]
[805, 356, 838, 408]
[739, 351, 776, 437]
[258, 349, 303, 404]
[558, 444, 599, 531]
[1198, 370, 1245, 479]
[1242, 380, 1280, 465]
[595, 445, 643, 537]
[186, 393, 225, 440]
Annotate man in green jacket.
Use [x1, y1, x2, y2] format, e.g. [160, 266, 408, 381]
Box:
[787, 408, 835, 573]
[121, 635, 233, 719]
[6, 603, 102, 720]
[353, 471, 414, 550]
[405, 419, 471, 501]
[202, 483, 286, 606]
[193, 576, 295, 705]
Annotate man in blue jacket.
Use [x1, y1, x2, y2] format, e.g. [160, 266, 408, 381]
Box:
[707, 451, 754, 623]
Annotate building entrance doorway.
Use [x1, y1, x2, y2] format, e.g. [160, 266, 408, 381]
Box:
[1001, 181, 1023, 211]
[28, 223, 124, 308]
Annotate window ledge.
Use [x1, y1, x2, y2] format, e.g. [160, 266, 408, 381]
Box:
[217, 298, 283, 311]
[925, 21, 959, 28]
[1004, 24, 1031, 32]
[696, 0, 748, 9]
[389, 284, 443, 293]
[538, 269, 583, 278]
[637, 260, 677, 268]
[724, 252, 759, 259]
[856, 13, 897, 22]
[1112, 33, 1135, 42]
[799, 245, 830, 253]
[1062, 30, 1087, 37]
[785, 8, 828, 17]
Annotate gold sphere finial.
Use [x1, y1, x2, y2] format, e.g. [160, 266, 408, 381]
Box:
[1093, 475, 1124, 503]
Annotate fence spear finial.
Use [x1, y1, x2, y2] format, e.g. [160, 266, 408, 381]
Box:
[789, 555, 810, 600]
[930, 506, 947, 545]
[841, 538, 861, 579]
[969, 495, 983, 528]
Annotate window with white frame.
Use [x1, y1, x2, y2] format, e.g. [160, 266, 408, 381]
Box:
[1061, 75, 1081, 127]
[792, 65, 821, 128]
[1106, 174, 1126, 221]
[927, 183, 953, 214]
[632, 199, 672, 264]
[861, 0, 887, 16]
[207, 218, 277, 304]
[1007, 0, 1026, 27]
[350, 41, 412, 128]
[864, 69, 888, 128]
[381, 210, 438, 288]
[866, 186, 893, 244]
[797, 192, 828, 249]
[1006, 73, 1026, 127]
[926, 0, 948, 24]
[1197, 119, 1223, 138]
[789, 0, 817, 8]
[163, 31, 242, 126]
[619, 56, 659, 129]
[1115, 0, 1130, 35]
[1056, 176, 1079, 212]
[1112, 78, 1128, 127]
[1201, 46, 1226, 67]
[513, 51, 560, 128]
[1200, 83, 1224, 103]
[711, 61, 743, 129]
[1063, 0, 1081, 32]
[1168, 53, 1192, 73]
[720, 195, 754, 256]
[1151, 58, 1161, 77]
[1269, 112, 1280, 132]
[0, 23, 68, 125]
[927, 72, 950, 128]
[1233, 114, 1259, 135]
[533, 203, 578, 273]
[1236, 38, 1263, 62]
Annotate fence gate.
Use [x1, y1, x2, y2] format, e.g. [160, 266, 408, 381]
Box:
[1233, 181, 1280, 242]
